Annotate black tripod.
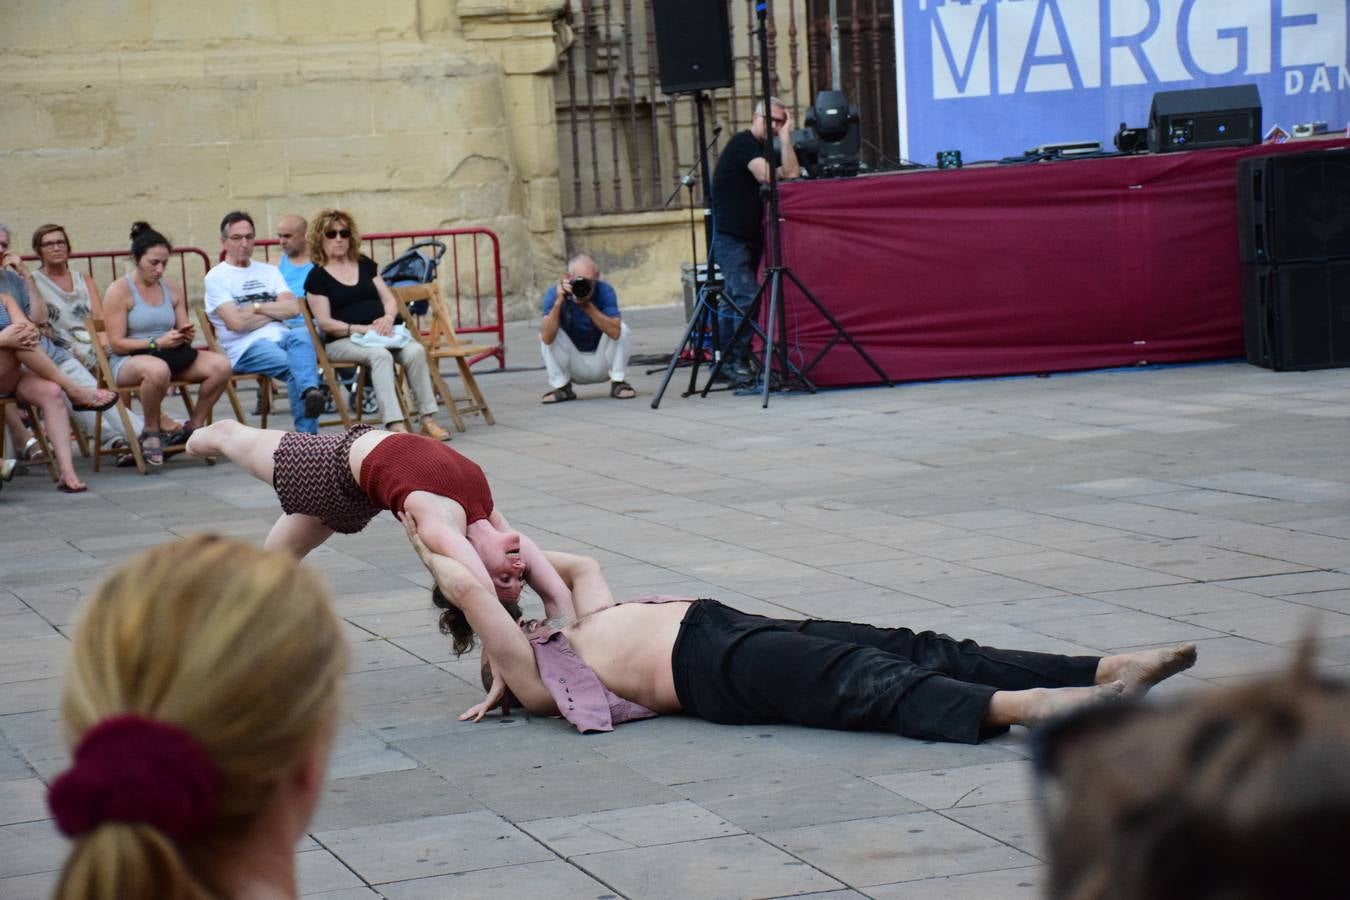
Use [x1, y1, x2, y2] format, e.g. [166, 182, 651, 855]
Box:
[650, 92, 746, 408]
[704, 2, 891, 407]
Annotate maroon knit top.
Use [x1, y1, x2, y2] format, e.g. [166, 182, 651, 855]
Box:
[358, 433, 494, 522]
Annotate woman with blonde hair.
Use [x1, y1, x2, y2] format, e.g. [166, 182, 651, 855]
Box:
[47, 535, 347, 899]
[302, 208, 449, 439]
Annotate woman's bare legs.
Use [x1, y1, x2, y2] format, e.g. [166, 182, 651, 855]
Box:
[185, 419, 286, 484]
[189, 421, 335, 557]
[15, 373, 84, 490]
[264, 513, 334, 557]
[1, 350, 81, 489]
[116, 356, 170, 433]
[10, 346, 102, 408]
[179, 350, 232, 429]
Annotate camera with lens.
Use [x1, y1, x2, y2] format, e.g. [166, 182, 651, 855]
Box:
[568, 276, 594, 301]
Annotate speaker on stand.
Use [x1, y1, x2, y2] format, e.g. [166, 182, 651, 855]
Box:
[651, 0, 735, 94]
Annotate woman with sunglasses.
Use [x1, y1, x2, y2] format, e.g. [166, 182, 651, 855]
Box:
[302, 209, 449, 440]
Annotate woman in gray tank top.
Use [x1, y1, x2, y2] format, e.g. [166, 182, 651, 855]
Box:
[102, 222, 231, 465]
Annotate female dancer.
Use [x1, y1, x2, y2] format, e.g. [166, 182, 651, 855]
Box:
[185, 419, 572, 618]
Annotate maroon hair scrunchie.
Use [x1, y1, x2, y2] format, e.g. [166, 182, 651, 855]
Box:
[47, 715, 219, 841]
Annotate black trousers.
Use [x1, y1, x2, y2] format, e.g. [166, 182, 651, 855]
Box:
[670, 600, 1100, 744]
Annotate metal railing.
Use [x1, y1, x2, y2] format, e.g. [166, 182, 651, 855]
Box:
[21, 247, 212, 306]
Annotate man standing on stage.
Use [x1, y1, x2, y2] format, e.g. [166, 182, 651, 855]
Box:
[710, 97, 800, 379]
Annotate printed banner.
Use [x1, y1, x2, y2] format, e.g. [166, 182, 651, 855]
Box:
[894, 0, 1350, 164]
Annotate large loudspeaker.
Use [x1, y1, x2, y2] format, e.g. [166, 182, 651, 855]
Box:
[651, 0, 734, 94]
[1237, 149, 1350, 264]
[1243, 261, 1350, 370]
[1148, 84, 1261, 153]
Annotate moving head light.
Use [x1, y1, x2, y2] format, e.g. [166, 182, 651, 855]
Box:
[793, 90, 864, 179]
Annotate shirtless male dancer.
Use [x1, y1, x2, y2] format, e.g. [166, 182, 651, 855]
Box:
[404, 513, 1198, 742]
[187, 420, 572, 616]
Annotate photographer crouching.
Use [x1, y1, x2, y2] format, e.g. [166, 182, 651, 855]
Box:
[539, 253, 635, 403]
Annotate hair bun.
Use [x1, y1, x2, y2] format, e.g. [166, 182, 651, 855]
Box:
[47, 715, 219, 841]
[128, 221, 153, 241]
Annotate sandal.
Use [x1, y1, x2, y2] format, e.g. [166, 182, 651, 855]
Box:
[609, 380, 637, 400]
[1, 458, 15, 482]
[541, 383, 576, 404]
[164, 424, 195, 448]
[20, 437, 45, 462]
[140, 430, 164, 466]
[72, 388, 119, 412]
[57, 480, 88, 494]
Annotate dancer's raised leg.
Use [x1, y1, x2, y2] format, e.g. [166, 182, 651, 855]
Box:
[186, 419, 286, 485]
[264, 512, 334, 558]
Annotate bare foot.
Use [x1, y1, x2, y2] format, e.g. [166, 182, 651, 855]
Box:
[184, 422, 219, 459]
[1023, 682, 1125, 728]
[1097, 643, 1198, 696]
[987, 681, 1125, 730]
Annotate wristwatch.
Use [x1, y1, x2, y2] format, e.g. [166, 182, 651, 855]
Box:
[148, 338, 158, 352]
[252, 301, 262, 314]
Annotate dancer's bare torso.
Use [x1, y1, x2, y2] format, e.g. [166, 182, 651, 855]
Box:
[535, 600, 691, 714]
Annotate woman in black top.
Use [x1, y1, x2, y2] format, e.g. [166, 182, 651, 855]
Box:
[303, 209, 449, 440]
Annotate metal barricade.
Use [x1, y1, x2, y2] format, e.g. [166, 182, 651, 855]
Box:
[21, 247, 213, 307]
[248, 228, 506, 369]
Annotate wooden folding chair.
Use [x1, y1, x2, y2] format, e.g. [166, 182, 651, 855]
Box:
[86, 317, 224, 472]
[0, 394, 59, 482]
[197, 310, 270, 428]
[298, 297, 413, 430]
[391, 282, 496, 432]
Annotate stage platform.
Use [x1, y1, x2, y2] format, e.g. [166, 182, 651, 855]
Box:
[773, 138, 1348, 387]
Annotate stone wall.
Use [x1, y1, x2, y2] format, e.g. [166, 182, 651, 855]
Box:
[0, 0, 563, 319]
[1, 0, 806, 322]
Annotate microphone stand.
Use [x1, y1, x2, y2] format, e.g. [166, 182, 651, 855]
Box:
[651, 92, 734, 406]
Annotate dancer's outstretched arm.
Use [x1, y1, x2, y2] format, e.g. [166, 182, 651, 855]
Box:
[405, 494, 497, 595]
[401, 512, 551, 712]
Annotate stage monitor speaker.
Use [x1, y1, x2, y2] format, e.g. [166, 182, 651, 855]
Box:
[1148, 84, 1261, 153]
[651, 0, 735, 94]
[1237, 149, 1350, 264]
[1243, 261, 1350, 370]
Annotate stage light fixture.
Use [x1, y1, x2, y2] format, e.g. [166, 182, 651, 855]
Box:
[793, 90, 864, 179]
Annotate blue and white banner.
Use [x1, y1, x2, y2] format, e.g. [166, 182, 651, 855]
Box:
[894, 0, 1350, 164]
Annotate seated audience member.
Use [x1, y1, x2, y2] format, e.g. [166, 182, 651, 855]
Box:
[205, 211, 325, 434]
[103, 222, 231, 465]
[185, 419, 572, 618]
[275, 214, 313, 328]
[405, 523, 1196, 738]
[1, 291, 114, 493]
[539, 253, 635, 403]
[1, 225, 118, 414]
[302, 208, 449, 440]
[29, 223, 144, 463]
[1035, 649, 1350, 900]
[46, 535, 346, 899]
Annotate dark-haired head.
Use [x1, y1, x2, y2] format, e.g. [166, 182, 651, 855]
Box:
[218, 210, 254, 239]
[128, 221, 171, 262]
[430, 586, 521, 658]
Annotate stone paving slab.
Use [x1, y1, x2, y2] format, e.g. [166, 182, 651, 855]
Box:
[2, 306, 1349, 896]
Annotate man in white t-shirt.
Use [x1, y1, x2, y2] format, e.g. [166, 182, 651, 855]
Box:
[205, 211, 325, 434]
